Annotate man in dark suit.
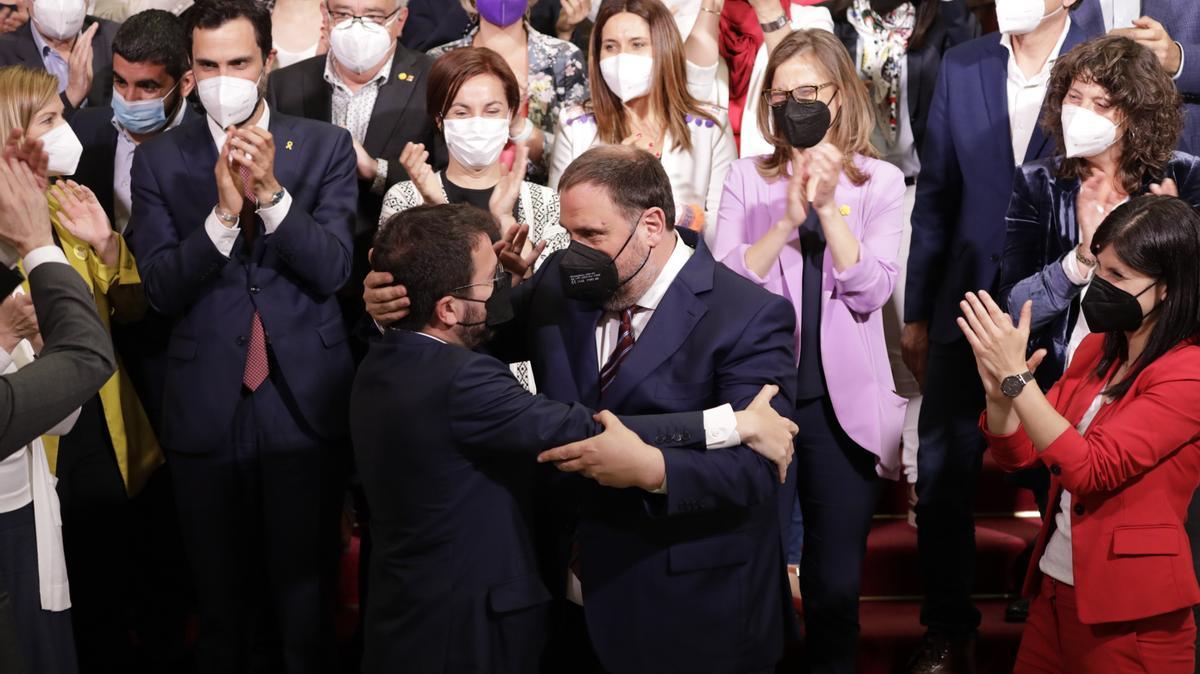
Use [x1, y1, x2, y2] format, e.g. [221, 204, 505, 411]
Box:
[366, 146, 799, 673]
[0, 0, 117, 114]
[352, 202, 795, 673]
[900, 2, 1097, 670]
[399, 0, 469, 52]
[124, 1, 357, 672]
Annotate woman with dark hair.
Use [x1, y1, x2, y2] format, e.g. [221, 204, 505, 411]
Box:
[549, 0, 735, 234]
[962, 194, 1200, 672]
[710, 28, 905, 673]
[999, 34, 1200, 388]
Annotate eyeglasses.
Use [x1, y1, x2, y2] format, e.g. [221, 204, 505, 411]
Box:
[450, 268, 507, 298]
[763, 82, 838, 108]
[325, 4, 401, 26]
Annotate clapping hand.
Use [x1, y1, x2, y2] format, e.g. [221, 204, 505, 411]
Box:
[956, 291, 1046, 401]
[557, 0, 592, 39]
[733, 384, 799, 484]
[64, 22, 99, 108]
[1075, 170, 1121, 258]
[52, 180, 117, 266]
[1149, 177, 1178, 197]
[489, 144, 528, 225]
[352, 138, 378, 182]
[0, 2, 29, 33]
[782, 149, 809, 227]
[228, 126, 281, 204]
[3, 128, 48, 189]
[399, 142, 445, 205]
[0, 157, 52, 256]
[0, 292, 37, 352]
[537, 410, 667, 491]
[804, 142, 843, 211]
[494, 221, 546, 283]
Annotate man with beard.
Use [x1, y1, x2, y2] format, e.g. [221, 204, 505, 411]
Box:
[365, 145, 800, 673]
[123, 0, 357, 671]
[351, 202, 797, 673]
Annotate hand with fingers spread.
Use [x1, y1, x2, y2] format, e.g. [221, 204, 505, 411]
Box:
[0, 157, 53, 255]
[228, 126, 281, 204]
[956, 291, 1045, 401]
[537, 410, 667, 491]
[0, 292, 38, 352]
[733, 384, 798, 483]
[52, 180, 118, 266]
[2, 128, 48, 188]
[363, 270, 411, 328]
[64, 22, 99, 108]
[494, 222, 546, 282]
[399, 142, 445, 205]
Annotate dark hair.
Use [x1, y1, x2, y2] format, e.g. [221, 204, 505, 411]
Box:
[427, 47, 520, 124]
[372, 204, 498, 331]
[1043, 35, 1183, 194]
[114, 10, 190, 81]
[1090, 195, 1200, 399]
[183, 0, 273, 63]
[558, 145, 675, 229]
[827, 0, 939, 51]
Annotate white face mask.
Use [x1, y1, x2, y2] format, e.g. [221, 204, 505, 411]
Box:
[329, 18, 395, 74]
[32, 0, 86, 41]
[442, 116, 510, 169]
[599, 53, 654, 104]
[197, 74, 262, 129]
[40, 123, 83, 176]
[1061, 104, 1119, 158]
[995, 0, 1062, 36]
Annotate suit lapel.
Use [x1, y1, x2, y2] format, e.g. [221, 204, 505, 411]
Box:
[302, 58, 334, 124]
[362, 46, 420, 156]
[1024, 21, 1090, 164]
[979, 39, 1014, 166]
[179, 118, 219, 210]
[268, 109, 300, 191]
[560, 301, 603, 408]
[15, 23, 42, 66]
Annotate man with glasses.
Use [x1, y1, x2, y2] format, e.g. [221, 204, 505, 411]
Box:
[267, 0, 442, 338]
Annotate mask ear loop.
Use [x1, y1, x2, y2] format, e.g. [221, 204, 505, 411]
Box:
[613, 215, 653, 289]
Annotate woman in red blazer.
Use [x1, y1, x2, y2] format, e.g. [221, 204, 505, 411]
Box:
[958, 195, 1200, 673]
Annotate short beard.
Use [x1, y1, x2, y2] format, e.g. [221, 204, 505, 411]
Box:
[457, 302, 493, 349]
[602, 236, 655, 313]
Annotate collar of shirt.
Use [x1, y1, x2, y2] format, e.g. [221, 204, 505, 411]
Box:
[1000, 16, 1072, 87]
[111, 95, 190, 145]
[206, 101, 270, 151]
[323, 49, 396, 94]
[30, 22, 61, 60]
[629, 229, 694, 315]
[413, 330, 447, 344]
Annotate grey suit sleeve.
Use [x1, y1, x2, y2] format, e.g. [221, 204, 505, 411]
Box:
[0, 263, 116, 458]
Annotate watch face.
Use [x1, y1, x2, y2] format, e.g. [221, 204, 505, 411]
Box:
[1001, 375, 1024, 398]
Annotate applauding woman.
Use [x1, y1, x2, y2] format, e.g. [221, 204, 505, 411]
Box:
[710, 29, 905, 672]
[965, 195, 1200, 673]
[549, 0, 735, 234]
[999, 35, 1200, 387]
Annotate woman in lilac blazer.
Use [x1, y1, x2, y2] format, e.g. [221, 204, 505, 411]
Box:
[710, 29, 905, 672]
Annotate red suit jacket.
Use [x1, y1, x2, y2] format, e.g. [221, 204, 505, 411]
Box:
[984, 333, 1200, 624]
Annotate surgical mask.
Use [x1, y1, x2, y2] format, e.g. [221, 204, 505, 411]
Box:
[31, 0, 85, 41]
[329, 17, 394, 74]
[558, 221, 651, 306]
[1081, 276, 1158, 333]
[476, 0, 527, 27]
[1061, 104, 1119, 159]
[442, 116, 510, 169]
[772, 98, 832, 149]
[995, 0, 1061, 36]
[197, 74, 261, 129]
[599, 53, 654, 104]
[455, 274, 514, 328]
[112, 83, 178, 135]
[40, 123, 83, 176]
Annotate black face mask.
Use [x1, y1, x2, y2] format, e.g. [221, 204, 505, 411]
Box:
[559, 221, 651, 306]
[455, 273, 514, 328]
[870, 0, 911, 15]
[1081, 276, 1157, 334]
[772, 98, 832, 149]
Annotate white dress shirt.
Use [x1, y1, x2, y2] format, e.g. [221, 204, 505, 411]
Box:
[1100, 0, 1141, 30]
[1001, 18, 1072, 166]
[112, 99, 189, 233]
[203, 104, 293, 257]
[324, 50, 396, 194]
[1038, 392, 1105, 586]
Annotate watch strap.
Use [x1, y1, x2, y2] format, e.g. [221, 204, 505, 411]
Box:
[760, 14, 789, 33]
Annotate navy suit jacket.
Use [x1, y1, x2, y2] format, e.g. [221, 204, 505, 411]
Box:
[998, 151, 1200, 389]
[350, 330, 704, 674]
[490, 235, 799, 673]
[905, 20, 1096, 344]
[0, 17, 117, 115]
[125, 108, 357, 452]
[399, 0, 470, 52]
[1073, 0, 1200, 154]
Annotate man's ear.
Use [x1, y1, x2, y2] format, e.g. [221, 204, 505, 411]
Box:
[391, 7, 409, 40]
[180, 70, 196, 98]
[431, 294, 459, 329]
[641, 206, 668, 247]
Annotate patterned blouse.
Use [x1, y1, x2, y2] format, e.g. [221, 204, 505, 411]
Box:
[429, 21, 590, 185]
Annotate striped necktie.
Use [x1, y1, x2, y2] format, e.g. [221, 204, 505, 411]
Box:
[599, 306, 638, 395]
[239, 160, 269, 391]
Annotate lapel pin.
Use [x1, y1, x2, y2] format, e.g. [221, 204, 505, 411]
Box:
[839, 205, 851, 217]
[285, 141, 294, 150]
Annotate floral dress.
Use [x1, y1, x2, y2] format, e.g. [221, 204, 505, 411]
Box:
[429, 21, 589, 185]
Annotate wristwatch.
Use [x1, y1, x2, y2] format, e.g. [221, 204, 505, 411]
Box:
[1001, 371, 1036, 398]
[257, 187, 286, 211]
[510, 118, 534, 143]
[215, 207, 239, 226]
[760, 14, 789, 33]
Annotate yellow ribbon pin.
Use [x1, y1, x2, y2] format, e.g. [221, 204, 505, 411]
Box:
[839, 205, 851, 217]
[285, 141, 294, 150]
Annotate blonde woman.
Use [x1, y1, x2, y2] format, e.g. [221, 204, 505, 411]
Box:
[0, 65, 162, 671]
[710, 29, 906, 672]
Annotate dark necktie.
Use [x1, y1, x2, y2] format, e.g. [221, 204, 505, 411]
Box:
[239, 160, 269, 391]
[599, 306, 638, 395]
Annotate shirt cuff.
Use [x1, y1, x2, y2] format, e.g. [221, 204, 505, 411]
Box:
[257, 190, 293, 235]
[702, 403, 742, 449]
[371, 158, 389, 195]
[1174, 41, 1186, 80]
[204, 209, 241, 258]
[1061, 249, 1095, 286]
[0, 345, 12, 373]
[23, 245, 69, 272]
